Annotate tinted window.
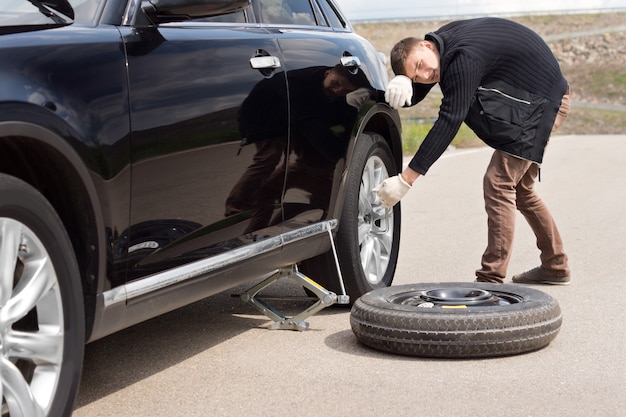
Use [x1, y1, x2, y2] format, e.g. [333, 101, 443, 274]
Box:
[0, 0, 102, 26]
[258, 0, 316, 25]
[194, 10, 247, 23]
[317, 0, 348, 29]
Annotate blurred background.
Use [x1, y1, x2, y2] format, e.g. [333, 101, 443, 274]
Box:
[335, 0, 626, 22]
[334, 0, 626, 151]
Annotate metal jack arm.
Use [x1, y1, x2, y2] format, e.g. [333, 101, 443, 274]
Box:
[240, 265, 346, 331]
[239, 221, 350, 331]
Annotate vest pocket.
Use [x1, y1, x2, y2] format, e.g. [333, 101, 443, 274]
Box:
[466, 81, 546, 150]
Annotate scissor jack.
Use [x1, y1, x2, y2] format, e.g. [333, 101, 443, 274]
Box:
[239, 228, 350, 331]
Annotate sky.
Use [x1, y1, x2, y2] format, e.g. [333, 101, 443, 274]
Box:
[334, 0, 626, 21]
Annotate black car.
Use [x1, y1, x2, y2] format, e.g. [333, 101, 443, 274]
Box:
[0, 0, 402, 415]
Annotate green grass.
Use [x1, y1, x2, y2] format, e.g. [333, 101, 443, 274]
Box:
[402, 107, 626, 156]
[562, 108, 626, 134]
[585, 66, 626, 101]
[401, 120, 483, 155]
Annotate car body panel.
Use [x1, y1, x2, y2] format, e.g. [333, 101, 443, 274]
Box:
[123, 24, 289, 282]
[276, 28, 386, 229]
[0, 22, 131, 302]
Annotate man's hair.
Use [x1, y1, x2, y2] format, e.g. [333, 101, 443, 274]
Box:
[390, 37, 421, 76]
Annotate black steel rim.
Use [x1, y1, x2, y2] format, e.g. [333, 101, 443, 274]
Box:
[387, 287, 524, 308]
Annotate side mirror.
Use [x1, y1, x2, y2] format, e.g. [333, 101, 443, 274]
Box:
[42, 0, 75, 19]
[142, 0, 249, 23]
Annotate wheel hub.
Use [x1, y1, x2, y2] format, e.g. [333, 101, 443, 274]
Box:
[357, 154, 394, 285]
[389, 287, 522, 308]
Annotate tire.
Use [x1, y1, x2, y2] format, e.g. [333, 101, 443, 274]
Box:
[334, 132, 400, 299]
[351, 282, 562, 358]
[1, 174, 85, 417]
[299, 132, 400, 300]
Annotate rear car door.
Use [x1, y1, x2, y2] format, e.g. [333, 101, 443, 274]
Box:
[255, 0, 381, 228]
[122, 8, 289, 280]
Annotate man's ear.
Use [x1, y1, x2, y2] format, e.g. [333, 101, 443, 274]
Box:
[421, 40, 434, 50]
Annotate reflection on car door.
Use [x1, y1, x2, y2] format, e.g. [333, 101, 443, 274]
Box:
[122, 23, 288, 280]
[275, 27, 374, 229]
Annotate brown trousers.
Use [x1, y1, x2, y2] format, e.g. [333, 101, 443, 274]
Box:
[476, 90, 571, 283]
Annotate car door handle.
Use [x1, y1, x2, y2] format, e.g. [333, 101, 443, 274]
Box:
[250, 55, 281, 70]
[341, 55, 361, 74]
[341, 55, 361, 68]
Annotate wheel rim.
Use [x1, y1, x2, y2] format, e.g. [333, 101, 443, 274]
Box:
[358, 155, 394, 286]
[388, 287, 524, 308]
[1, 218, 64, 417]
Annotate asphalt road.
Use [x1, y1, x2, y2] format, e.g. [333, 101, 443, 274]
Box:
[73, 134, 626, 417]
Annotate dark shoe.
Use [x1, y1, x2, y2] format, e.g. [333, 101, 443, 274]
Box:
[512, 266, 570, 285]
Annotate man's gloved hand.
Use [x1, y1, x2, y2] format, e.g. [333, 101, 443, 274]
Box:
[384, 75, 413, 109]
[373, 175, 411, 208]
[346, 87, 371, 109]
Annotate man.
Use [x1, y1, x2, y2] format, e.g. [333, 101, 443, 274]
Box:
[374, 17, 571, 285]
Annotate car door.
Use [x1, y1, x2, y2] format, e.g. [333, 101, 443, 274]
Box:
[122, 10, 289, 280]
[255, 0, 378, 228]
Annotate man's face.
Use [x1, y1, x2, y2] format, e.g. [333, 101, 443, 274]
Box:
[323, 70, 357, 97]
[403, 41, 441, 84]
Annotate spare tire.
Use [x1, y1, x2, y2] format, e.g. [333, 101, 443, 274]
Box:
[350, 282, 562, 358]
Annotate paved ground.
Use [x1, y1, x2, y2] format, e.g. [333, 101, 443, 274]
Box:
[73, 134, 626, 417]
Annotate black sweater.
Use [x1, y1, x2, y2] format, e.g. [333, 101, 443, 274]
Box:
[408, 18, 568, 174]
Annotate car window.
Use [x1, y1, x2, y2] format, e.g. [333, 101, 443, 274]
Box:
[193, 10, 247, 23]
[0, 0, 102, 26]
[258, 0, 316, 25]
[317, 0, 348, 30]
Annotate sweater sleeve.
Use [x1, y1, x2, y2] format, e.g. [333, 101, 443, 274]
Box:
[411, 83, 436, 105]
[408, 54, 483, 175]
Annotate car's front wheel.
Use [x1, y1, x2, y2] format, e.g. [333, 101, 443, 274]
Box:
[299, 132, 400, 300]
[336, 132, 400, 298]
[1, 174, 84, 417]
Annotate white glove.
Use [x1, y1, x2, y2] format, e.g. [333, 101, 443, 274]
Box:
[384, 75, 413, 109]
[373, 175, 411, 208]
[346, 87, 371, 109]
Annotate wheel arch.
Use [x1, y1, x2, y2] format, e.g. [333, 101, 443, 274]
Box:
[354, 103, 403, 169]
[329, 103, 403, 221]
[0, 119, 106, 338]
